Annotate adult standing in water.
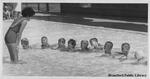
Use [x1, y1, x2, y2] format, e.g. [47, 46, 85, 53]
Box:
[5, 7, 35, 64]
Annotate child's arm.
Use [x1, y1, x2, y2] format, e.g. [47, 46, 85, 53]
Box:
[49, 44, 58, 50]
[118, 55, 128, 62]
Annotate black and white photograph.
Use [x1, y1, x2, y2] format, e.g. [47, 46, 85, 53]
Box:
[1, 0, 149, 79]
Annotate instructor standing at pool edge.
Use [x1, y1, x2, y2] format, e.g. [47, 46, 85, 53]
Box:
[5, 7, 35, 64]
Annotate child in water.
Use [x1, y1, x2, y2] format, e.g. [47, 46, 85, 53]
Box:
[21, 38, 31, 49]
[132, 50, 147, 65]
[119, 43, 130, 60]
[67, 39, 77, 52]
[57, 38, 66, 49]
[118, 43, 147, 65]
[50, 38, 66, 50]
[41, 36, 50, 49]
[104, 41, 113, 56]
[110, 42, 130, 59]
[80, 40, 90, 52]
[89, 38, 103, 52]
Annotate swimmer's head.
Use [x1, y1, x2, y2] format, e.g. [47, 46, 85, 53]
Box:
[41, 36, 48, 44]
[58, 38, 66, 46]
[68, 39, 76, 49]
[89, 38, 99, 47]
[21, 38, 29, 49]
[104, 41, 113, 55]
[121, 43, 130, 56]
[81, 40, 89, 50]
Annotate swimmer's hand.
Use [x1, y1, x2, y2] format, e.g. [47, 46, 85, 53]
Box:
[119, 56, 127, 62]
[49, 44, 58, 50]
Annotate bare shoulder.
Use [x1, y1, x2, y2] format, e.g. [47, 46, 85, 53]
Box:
[13, 17, 27, 24]
[22, 18, 28, 22]
[21, 19, 28, 24]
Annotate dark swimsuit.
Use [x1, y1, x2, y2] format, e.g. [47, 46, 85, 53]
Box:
[5, 22, 21, 44]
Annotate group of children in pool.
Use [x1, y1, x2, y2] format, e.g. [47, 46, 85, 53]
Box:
[21, 36, 147, 65]
[21, 37, 107, 52]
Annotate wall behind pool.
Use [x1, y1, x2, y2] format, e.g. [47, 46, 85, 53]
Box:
[60, 4, 148, 18]
[22, 3, 61, 13]
[21, 3, 148, 20]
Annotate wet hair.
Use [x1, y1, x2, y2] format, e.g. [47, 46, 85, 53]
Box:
[89, 38, 98, 44]
[68, 39, 76, 48]
[41, 36, 48, 43]
[81, 40, 89, 44]
[21, 7, 35, 17]
[41, 36, 47, 40]
[58, 38, 66, 44]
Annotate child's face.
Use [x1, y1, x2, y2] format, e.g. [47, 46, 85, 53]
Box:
[122, 44, 130, 52]
[58, 39, 65, 46]
[68, 43, 74, 49]
[21, 41, 29, 49]
[104, 42, 113, 55]
[68, 39, 76, 49]
[104, 43, 113, 51]
[42, 38, 48, 44]
[68, 42, 76, 49]
[22, 44, 29, 49]
[81, 41, 88, 49]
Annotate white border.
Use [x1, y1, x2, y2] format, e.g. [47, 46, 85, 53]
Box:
[148, 1, 150, 79]
[0, 0, 2, 79]
[0, 0, 149, 79]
